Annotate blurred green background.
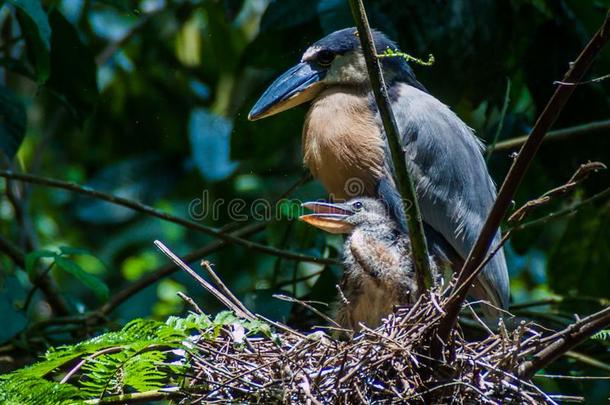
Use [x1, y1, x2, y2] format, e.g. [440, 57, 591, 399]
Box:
[0, 0, 608, 400]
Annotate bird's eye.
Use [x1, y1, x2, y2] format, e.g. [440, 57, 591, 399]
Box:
[316, 50, 335, 67]
[352, 201, 363, 211]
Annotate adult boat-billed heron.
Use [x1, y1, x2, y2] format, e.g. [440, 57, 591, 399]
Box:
[300, 197, 441, 330]
[248, 28, 509, 311]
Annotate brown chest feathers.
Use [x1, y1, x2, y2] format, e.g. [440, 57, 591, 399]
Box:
[302, 87, 385, 200]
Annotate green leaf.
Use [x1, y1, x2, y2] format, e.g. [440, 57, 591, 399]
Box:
[58, 246, 93, 256]
[54, 256, 109, 302]
[0, 85, 27, 159]
[24, 249, 57, 278]
[47, 10, 99, 122]
[9, 0, 51, 83]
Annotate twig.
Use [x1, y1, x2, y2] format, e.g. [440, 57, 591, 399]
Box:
[510, 296, 609, 311]
[554, 72, 610, 86]
[546, 395, 586, 403]
[509, 187, 610, 232]
[95, 9, 161, 66]
[0, 170, 337, 266]
[0, 233, 24, 267]
[507, 162, 606, 223]
[564, 350, 610, 373]
[60, 347, 122, 384]
[177, 292, 204, 315]
[200, 260, 256, 321]
[490, 119, 610, 153]
[273, 294, 340, 328]
[518, 306, 610, 379]
[82, 388, 182, 404]
[154, 240, 256, 321]
[486, 78, 511, 160]
[348, 0, 433, 295]
[534, 374, 610, 380]
[435, 11, 610, 356]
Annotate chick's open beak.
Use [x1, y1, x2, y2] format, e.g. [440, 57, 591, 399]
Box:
[299, 201, 354, 234]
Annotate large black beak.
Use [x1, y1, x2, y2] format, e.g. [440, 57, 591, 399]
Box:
[299, 201, 354, 234]
[248, 62, 326, 121]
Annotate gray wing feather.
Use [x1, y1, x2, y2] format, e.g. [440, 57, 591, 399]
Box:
[380, 83, 509, 309]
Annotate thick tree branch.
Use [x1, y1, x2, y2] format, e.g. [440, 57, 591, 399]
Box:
[348, 0, 433, 295]
[518, 306, 610, 379]
[490, 119, 610, 153]
[435, 12, 610, 354]
[0, 171, 338, 266]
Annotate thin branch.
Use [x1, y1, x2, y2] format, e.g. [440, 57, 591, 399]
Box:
[534, 374, 610, 380]
[507, 161, 605, 224]
[518, 306, 610, 379]
[564, 350, 610, 373]
[435, 12, 610, 355]
[490, 119, 610, 153]
[154, 240, 256, 321]
[95, 9, 161, 66]
[60, 347, 122, 384]
[0, 233, 70, 315]
[510, 295, 609, 311]
[348, 0, 433, 295]
[82, 388, 181, 404]
[554, 72, 610, 86]
[200, 260, 256, 320]
[0, 170, 338, 266]
[486, 78, 511, 160]
[177, 292, 204, 314]
[509, 186, 610, 232]
[0, 233, 24, 267]
[273, 294, 340, 328]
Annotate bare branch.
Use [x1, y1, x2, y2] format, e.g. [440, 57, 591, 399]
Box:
[518, 306, 610, 379]
[348, 0, 433, 295]
[507, 162, 606, 223]
[0, 170, 338, 266]
[154, 240, 256, 321]
[490, 119, 610, 153]
[435, 11, 610, 355]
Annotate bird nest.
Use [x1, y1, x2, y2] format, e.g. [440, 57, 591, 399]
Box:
[183, 291, 549, 404]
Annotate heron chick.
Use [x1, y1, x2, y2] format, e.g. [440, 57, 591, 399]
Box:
[300, 197, 440, 330]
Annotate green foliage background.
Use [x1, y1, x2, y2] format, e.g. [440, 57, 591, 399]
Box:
[0, 0, 608, 400]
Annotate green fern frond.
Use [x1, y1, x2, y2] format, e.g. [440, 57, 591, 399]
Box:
[591, 329, 610, 341]
[0, 376, 85, 405]
[0, 311, 268, 404]
[123, 350, 168, 392]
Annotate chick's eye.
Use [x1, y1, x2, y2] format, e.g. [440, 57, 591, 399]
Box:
[352, 201, 363, 211]
[317, 50, 335, 67]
